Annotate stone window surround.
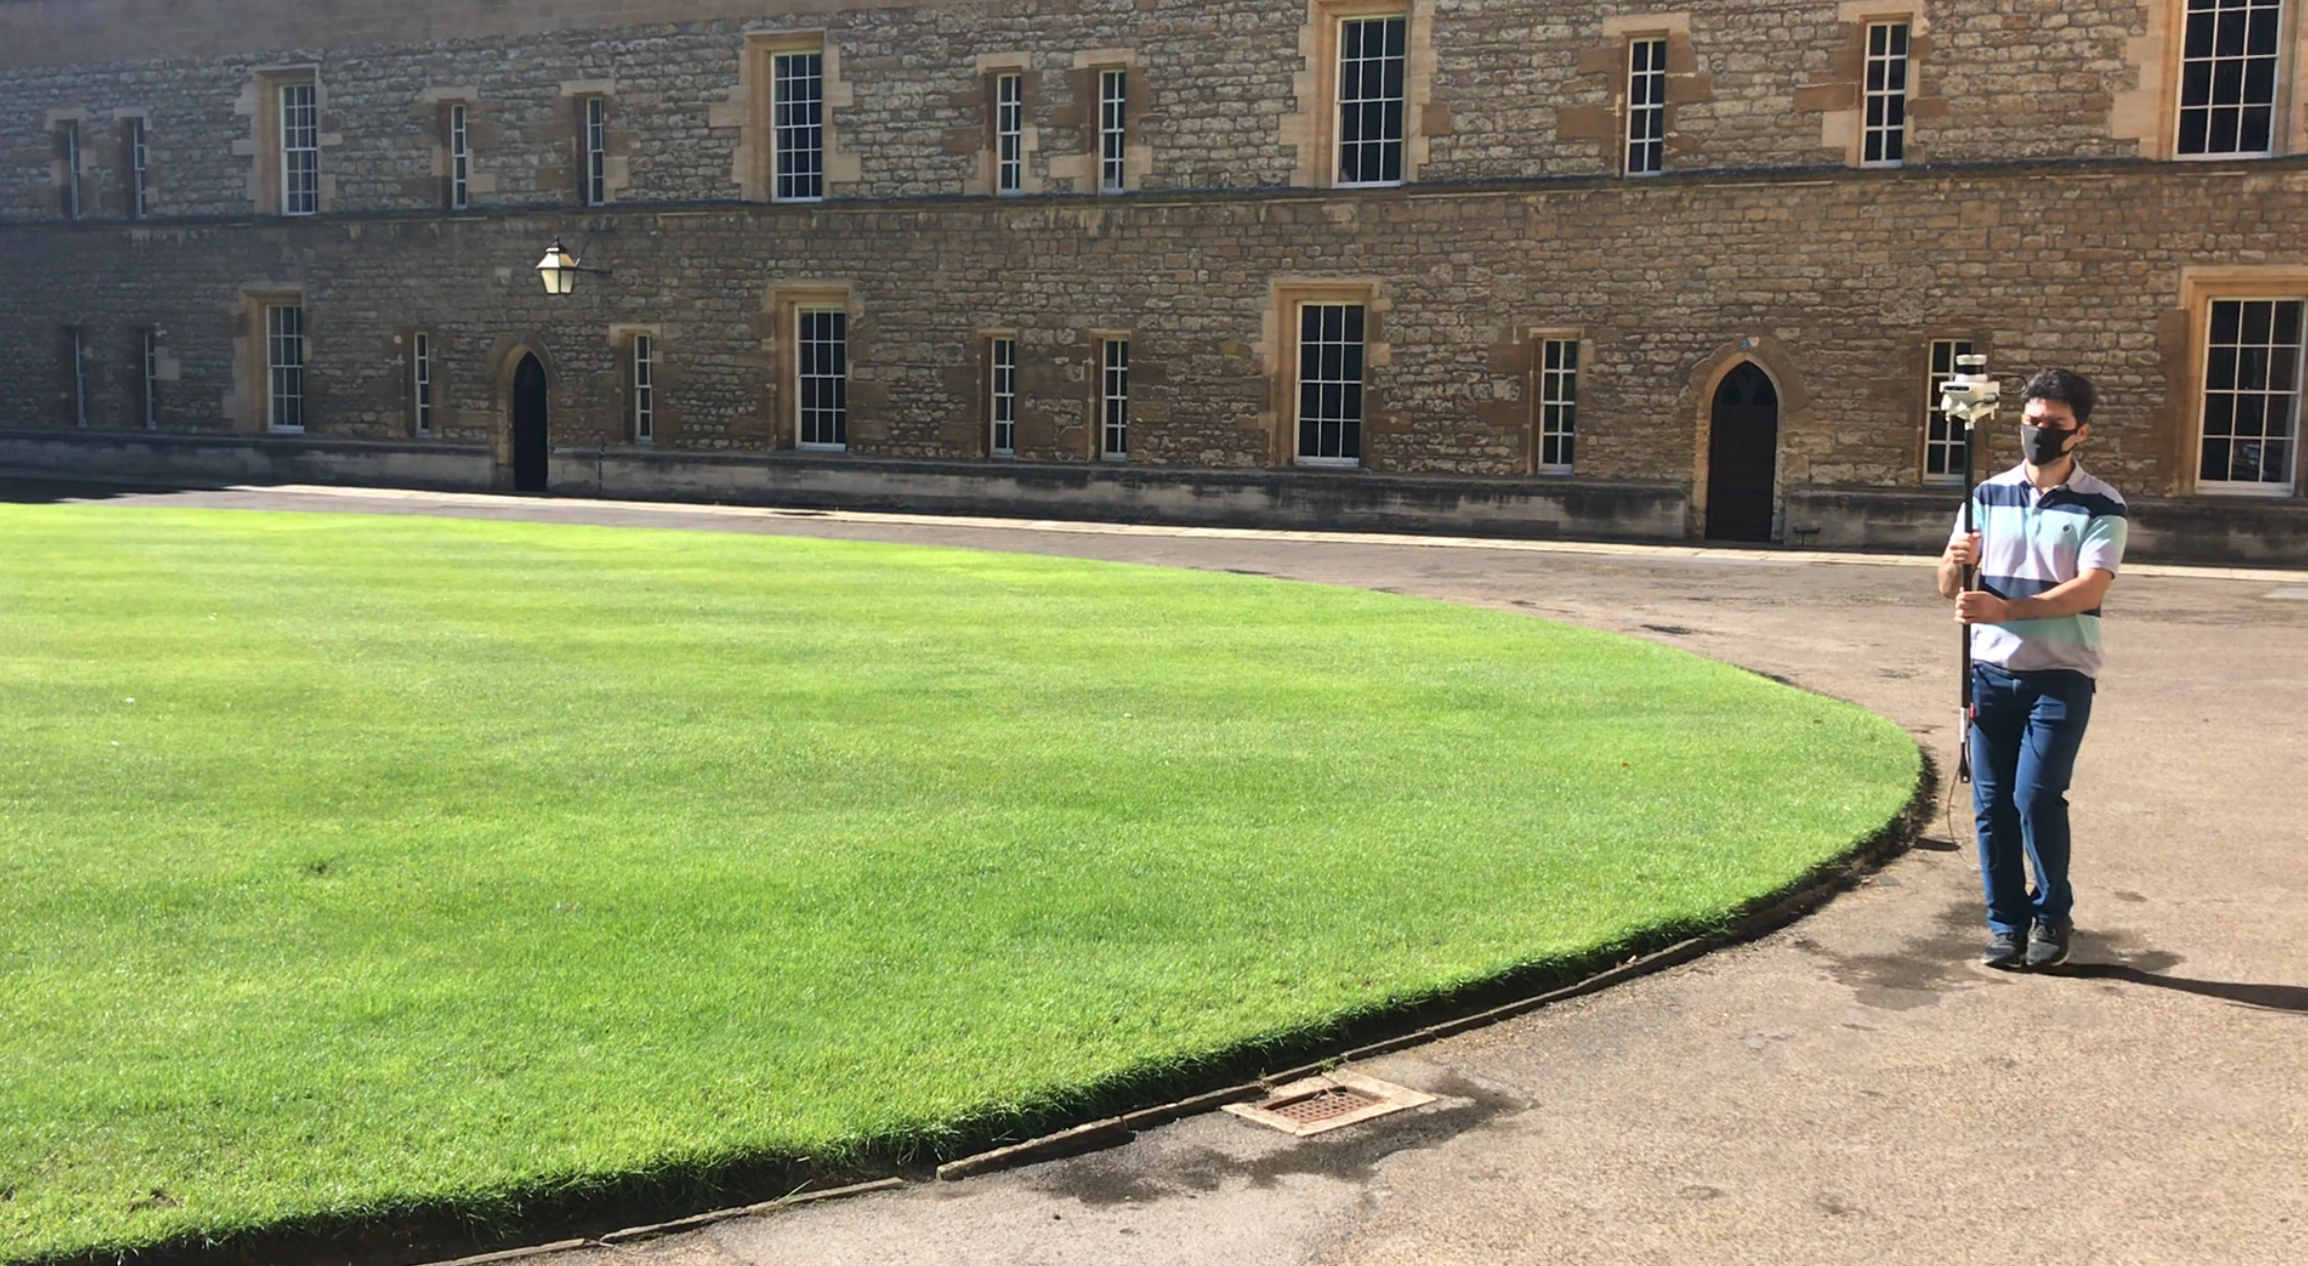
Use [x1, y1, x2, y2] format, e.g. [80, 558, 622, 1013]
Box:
[566, 85, 618, 207]
[1049, 50, 1153, 195]
[978, 328, 1019, 459]
[1560, 15, 1710, 176]
[417, 88, 498, 209]
[610, 323, 665, 445]
[967, 53, 1043, 198]
[52, 113, 83, 219]
[1090, 330, 1129, 461]
[231, 286, 306, 433]
[1797, 1, 1941, 169]
[2176, 265, 2308, 496]
[2116, 0, 2308, 160]
[403, 328, 435, 439]
[764, 283, 855, 451]
[233, 67, 335, 216]
[1263, 279, 1388, 466]
[717, 31, 861, 203]
[118, 111, 154, 218]
[1284, 0, 1439, 189]
[1528, 327, 1587, 476]
[1918, 334, 1984, 486]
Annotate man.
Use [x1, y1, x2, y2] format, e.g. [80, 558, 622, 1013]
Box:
[1937, 368, 2127, 971]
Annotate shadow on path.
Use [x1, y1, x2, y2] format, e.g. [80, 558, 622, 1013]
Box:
[2055, 963, 2308, 1013]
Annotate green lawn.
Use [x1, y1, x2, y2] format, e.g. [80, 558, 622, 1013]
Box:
[0, 505, 1917, 1262]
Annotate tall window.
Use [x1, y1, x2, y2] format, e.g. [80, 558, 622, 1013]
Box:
[995, 73, 1024, 195]
[988, 336, 1017, 457]
[140, 328, 159, 428]
[2200, 298, 2300, 490]
[411, 332, 433, 438]
[68, 327, 88, 427]
[1537, 337, 1578, 473]
[1100, 337, 1129, 460]
[59, 122, 81, 219]
[582, 97, 608, 206]
[1863, 22, 1910, 166]
[1099, 69, 1128, 193]
[267, 304, 305, 431]
[281, 83, 318, 216]
[1626, 38, 1667, 175]
[774, 51, 825, 201]
[448, 105, 469, 210]
[1924, 338, 1976, 482]
[631, 334, 655, 443]
[1337, 15, 1406, 186]
[797, 307, 846, 449]
[2178, 0, 2283, 156]
[1296, 303, 1364, 465]
[125, 119, 149, 219]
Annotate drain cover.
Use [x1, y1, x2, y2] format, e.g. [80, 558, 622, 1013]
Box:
[1223, 1071, 1436, 1137]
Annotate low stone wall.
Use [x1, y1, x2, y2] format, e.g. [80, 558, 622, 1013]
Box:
[3, 431, 1691, 541]
[1786, 485, 2308, 567]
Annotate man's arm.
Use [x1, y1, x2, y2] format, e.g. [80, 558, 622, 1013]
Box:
[1938, 532, 1978, 600]
[1954, 569, 2115, 624]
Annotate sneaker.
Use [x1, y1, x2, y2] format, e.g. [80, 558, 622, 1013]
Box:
[2025, 919, 2073, 970]
[1980, 928, 2028, 970]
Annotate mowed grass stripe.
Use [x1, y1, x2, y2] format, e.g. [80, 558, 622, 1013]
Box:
[0, 506, 1917, 1261]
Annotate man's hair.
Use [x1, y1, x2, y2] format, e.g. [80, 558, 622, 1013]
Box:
[2020, 368, 2096, 424]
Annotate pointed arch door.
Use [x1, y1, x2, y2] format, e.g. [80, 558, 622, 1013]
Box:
[1705, 363, 1779, 542]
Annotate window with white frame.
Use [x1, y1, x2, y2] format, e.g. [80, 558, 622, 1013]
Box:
[1626, 38, 1667, 176]
[411, 332, 433, 438]
[631, 334, 655, 443]
[2200, 298, 2301, 491]
[140, 328, 159, 428]
[1537, 336, 1578, 473]
[68, 327, 88, 427]
[126, 118, 149, 218]
[797, 307, 846, 449]
[2177, 0, 2284, 157]
[59, 122, 81, 219]
[448, 105, 469, 210]
[1099, 69, 1128, 193]
[267, 303, 305, 431]
[1296, 303, 1364, 465]
[1337, 15, 1406, 186]
[1863, 22, 1910, 166]
[988, 336, 1017, 457]
[280, 83, 318, 215]
[1924, 338, 1976, 482]
[1100, 337, 1129, 460]
[774, 51, 825, 201]
[995, 73, 1024, 195]
[582, 97, 608, 206]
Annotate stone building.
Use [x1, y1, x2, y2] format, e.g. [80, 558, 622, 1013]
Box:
[4, 0, 2306, 560]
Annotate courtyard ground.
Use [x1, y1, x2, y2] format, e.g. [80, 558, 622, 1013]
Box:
[11, 480, 2303, 1266]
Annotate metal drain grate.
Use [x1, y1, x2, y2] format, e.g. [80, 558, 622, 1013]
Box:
[1223, 1071, 1437, 1137]
[1265, 1085, 1383, 1125]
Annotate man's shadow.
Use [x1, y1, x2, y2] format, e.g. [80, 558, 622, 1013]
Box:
[2051, 962, 2308, 1014]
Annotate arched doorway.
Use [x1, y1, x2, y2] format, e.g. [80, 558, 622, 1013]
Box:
[1705, 362, 1779, 542]
[511, 354, 549, 493]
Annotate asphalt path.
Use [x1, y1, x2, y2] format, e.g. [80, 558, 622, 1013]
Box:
[14, 481, 2304, 1266]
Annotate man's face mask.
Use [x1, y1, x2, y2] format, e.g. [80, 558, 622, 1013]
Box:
[2020, 421, 2079, 466]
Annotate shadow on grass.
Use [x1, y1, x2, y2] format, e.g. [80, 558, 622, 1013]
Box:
[35, 763, 1941, 1266]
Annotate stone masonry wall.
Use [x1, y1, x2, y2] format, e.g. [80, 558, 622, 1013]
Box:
[11, 161, 2307, 505]
[1, 0, 2174, 225]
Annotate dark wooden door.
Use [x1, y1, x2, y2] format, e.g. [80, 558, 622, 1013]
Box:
[512, 354, 549, 493]
[1705, 363, 1779, 542]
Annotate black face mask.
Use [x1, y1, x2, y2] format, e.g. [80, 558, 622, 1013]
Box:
[2020, 424, 2078, 467]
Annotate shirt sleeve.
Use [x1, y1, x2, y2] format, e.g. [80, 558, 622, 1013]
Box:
[2077, 511, 2127, 575]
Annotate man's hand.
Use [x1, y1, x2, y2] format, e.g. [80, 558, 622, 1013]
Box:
[1954, 590, 2011, 625]
[1943, 532, 1982, 569]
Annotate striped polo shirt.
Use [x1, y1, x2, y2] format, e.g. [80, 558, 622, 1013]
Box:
[1949, 462, 2128, 677]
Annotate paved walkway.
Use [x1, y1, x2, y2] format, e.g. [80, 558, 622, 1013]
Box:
[24, 482, 2308, 1265]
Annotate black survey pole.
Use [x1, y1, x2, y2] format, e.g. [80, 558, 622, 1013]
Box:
[1956, 413, 1978, 785]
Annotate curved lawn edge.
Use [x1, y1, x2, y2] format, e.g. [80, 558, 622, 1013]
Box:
[30, 738, 1935, 1266]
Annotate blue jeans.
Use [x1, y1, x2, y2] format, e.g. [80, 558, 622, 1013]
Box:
[1968, 664, 2096, 935]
